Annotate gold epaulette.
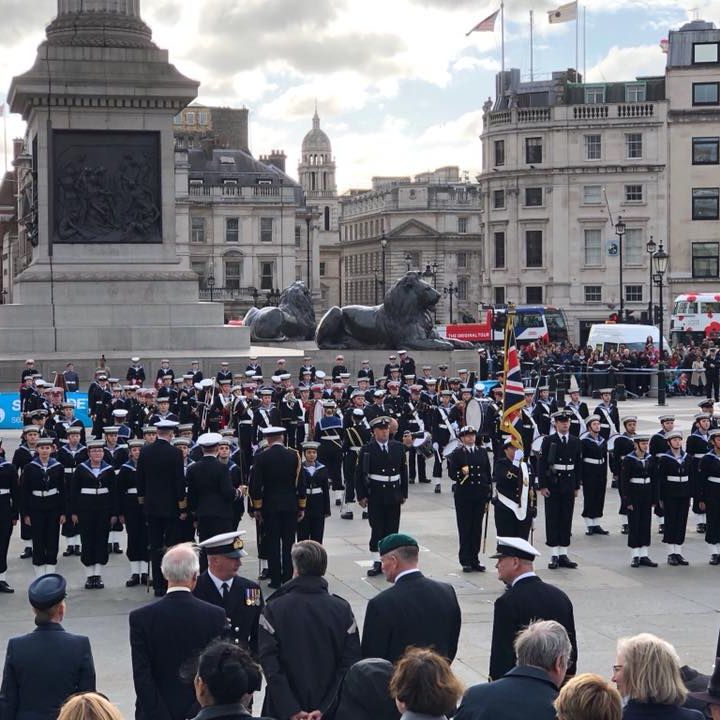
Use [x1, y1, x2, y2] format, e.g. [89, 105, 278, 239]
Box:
[298, 498, 307, 509]
[178, 498, 187, 510]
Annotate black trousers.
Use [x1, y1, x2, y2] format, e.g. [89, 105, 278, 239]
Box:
[263, 510, 297, 585]
[0, 503, 13, 573]
[297, 509, 325, 543]
[319, 448, 343, 491]
[494, 502, 532, 541]
[368, 501, 401, 552]
[662, 495, 690, 546]
[343, 453, 359, 503]
[147, 515, 177, 593]
[454, 494, 487, 566]
[124, 504, 148, 562]
[544, 492, 575, 549]
[627, 494, 652, 549]
[79, 510, 110, 568]
[29, 510, 61, 566]
[706, 495, 720, 545]
[20, 516, 32, 543]
[408, 448, 427, 482]
[432, 446, 446, 478]
[707, 373, 720, 401]
[582, 472, 607, 519]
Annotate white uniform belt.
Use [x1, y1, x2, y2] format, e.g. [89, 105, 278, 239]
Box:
[630, 478, 651, 485]
[306, 487, 324, 495]
[665, 475, 688, 483]
[321, 434, 340, 440]
[349, 446, 362, 452]
[126, 488, 138, 494]
[369, 473, 401, 483]
[237, 420, 252, 425]
[694, 453, 706, 458]
[0, 488, 10, 495]
[582, 457, 604, 465]
[80, 487, 110, 495]
[552, 464, 575, 471]
[32, 488, 59, 497]
[708, 476, 720, 484]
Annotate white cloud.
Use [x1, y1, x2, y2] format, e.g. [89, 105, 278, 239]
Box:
[586, 44, 666, 82]
[452, 56, 501, 73]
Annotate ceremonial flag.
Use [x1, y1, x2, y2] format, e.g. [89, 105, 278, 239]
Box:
[466, 9, 500, 35]
[548, 1, 577, 23]
[501, 315, 525, 450]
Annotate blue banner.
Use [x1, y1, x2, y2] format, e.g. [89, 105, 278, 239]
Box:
[0, 393, 91, 430]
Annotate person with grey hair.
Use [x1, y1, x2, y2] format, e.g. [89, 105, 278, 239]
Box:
[454, 619, 571, 720]
[258, 540, 361, 720]
[129, 543, 227, 720]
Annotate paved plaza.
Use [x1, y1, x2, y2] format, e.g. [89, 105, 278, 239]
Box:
[1, 393, 720, 715]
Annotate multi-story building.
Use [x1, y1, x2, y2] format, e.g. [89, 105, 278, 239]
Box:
[174, 104, 250, 152]
[339, 167, 483, 324]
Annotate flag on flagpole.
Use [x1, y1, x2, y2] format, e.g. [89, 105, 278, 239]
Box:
[466, 9, 500, 35]
[548, 1, 578, 24]
[500, 315, 526, 450]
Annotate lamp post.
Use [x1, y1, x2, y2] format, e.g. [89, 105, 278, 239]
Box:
[423, 263, 439, 323]
[380, 232, 388, 297]
[405, 253, 412, 271]
[444, 281, 458, 324]
[206, 274, 215, 303]
[653, 244, 669, 406]
[615, 216, 626, 320]
[305, 212, 312, 292]
[249, 286, 259, 307]
[373, 267, 379, 305]
[646, 234, 656, 324]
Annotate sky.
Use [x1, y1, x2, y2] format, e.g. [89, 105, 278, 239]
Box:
[0, 0, 718, 192]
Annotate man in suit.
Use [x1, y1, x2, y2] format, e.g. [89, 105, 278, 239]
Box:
[488, 537, 577, 681]
[194, 531, 264, 654]
[129, 543, 227, 720]
[136, 419, 186, 596]
[455, 619, 571, 720]
[0, 574, 96, 720]
[361, 533, 461, 664]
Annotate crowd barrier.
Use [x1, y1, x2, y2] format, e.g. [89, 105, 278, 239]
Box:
[0, 393, 91, 430]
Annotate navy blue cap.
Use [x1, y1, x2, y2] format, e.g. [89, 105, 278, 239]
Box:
[28, 573, 67, 610]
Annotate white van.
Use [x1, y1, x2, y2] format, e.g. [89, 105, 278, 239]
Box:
[586, 323, 670, 354]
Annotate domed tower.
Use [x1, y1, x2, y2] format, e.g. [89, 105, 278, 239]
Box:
[298, 107, 337, 199]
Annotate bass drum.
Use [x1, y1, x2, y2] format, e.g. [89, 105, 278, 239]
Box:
[443, 439, 460, 458]
[413, 432, 435, 458]
[531, 435, 545, 456]
[465, 397, 482, 432]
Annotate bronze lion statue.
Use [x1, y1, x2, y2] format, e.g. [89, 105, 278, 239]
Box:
[316, 272, 473, 350]
[243, 281, 316, 342]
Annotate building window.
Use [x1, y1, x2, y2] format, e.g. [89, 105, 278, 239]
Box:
[692, 188, 720, 220]
[260, 261, 274, 290]
[584, 229, 602, 266]
[494, 139, 505, 166]
[406, 251, 421, 269]
[693, 137, 720, 165]
[190, 260, 205, 282]
[260, 217, 273, 242]
[225, 217, 239, 243]
[584, 86, 605, 104]
[494, 231, 506, 268]
[526, 286, 543, 304]
[324, 206, 330, 231]
[525, 137, 543, 164]
[457, 277, 469, 301]
[457, 251, 468, 269]
[584, 134, 602, 160]
[625, 83, 646, 102]
[295, 225, 302, 246]
[624, 228, 644, 264]
[190, 216, 205, 243]
[692, 242, 720, 278]
[585, 285, 602, 302]
[225, 260, 242, 290]
[185, 111, 195, 125]
[693, 82, 720, 106]
[173, 114, 182, 125]
[626, 133, 643, 159]
[525, 230, 543, 267]
[320, 262, 326, 276]
[625, 184, 644, 202]
[494, 286, 505, 305]
[458, 217, 468, 233]
[625, 285, 643, 302]
[198, 111, 209, 125]
[693, 42, 720, 64]
[524, 187, 543, 207]
[493, 189, 505, 209]
[583, 185, 602, 204]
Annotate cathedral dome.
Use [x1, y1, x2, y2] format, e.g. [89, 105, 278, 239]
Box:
[302, 110, 332, 154]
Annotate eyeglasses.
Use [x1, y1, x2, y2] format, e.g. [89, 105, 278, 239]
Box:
[612, 665, 624, 673]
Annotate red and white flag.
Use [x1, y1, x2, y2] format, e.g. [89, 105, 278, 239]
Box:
[548, 1, 578, 24]
[466, 9, 500, 36]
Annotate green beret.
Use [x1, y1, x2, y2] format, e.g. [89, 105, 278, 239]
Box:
[378, 533, 418, 556]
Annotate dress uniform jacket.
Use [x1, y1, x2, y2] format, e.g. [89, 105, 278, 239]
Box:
[593, 402, 620, 440]
[355, 440, 408, 507]
[21, 460, 65, 517]
[532, 400, 556, 437]
[580, 433, 608, 519]
[489, 574, 577, 681]
[492, 456, 534, 539]
[0, 622, 96, 720]
[252, 406, 281, 445]
[620, 453, 656, 550]
[0, 460, 19, 575]
[297, 463, 330, 542]
[361, 570, 461, 664]
[656, 451, 692, 547]
[698, 451, 720, 545]
[537, 435, 583, 494]
[193, 572, 264, 654]
[129, 590, 227, 720]
[186, 456, 236, 527]
[565, 401, 589, 437]
[249, 445, 305, 514]
[258, 575, 361, 720]
[136, 439, 186, 519]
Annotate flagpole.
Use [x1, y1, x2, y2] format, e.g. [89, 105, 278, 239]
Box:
[575, 3, 579, 75]
[583, 5, 587, 80]
[2, 103, 7, 173]
[530, 10, 534, 81]
[501, 1, 505, 82]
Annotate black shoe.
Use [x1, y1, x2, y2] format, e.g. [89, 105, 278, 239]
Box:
[366, 561, 383, 577]
[697, 523, 707, 533]
[611, 479, 618, 489]
[140, 573, 149, 585]
[95, 576, 105, 589]
[113, 543, 123, 554]
[419, 478, 432, 483]
[85, 577, 95, 589]
[676, 554, 689, 566]
[658, 524, 664, 534]
[472, 563, 486, 572]
[362, 511, 369, 520]
[667, 554, 679, 566]
[73, 546, 82, 556]
[631, 557, 640, 568]
[409, 477, 416, 484]
[434, 483, 441, 494]
[63, 547, 74, 557]
[126, 574, 140, 587]
[621, 524, 629, 535]
[462, 565, 474, 573]
[639, 557, 658, 567]
[585, 528, 595, 536]
[594, 526, 609, 535]
[558, 555, 578, 569]
[548, 556, 559, 569]
[0, 580, 14, 593]
[20, 547, 32, 559]
[259, 568, 270, 580]
[710, 554, 720, 566]
[341, 511, 354, 520]
[335, 498, 342, 506]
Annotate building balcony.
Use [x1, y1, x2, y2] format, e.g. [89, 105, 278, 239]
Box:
[186, 185, 298, 203]
[306, 190, 337, 199]
[486, 101, 663, 127]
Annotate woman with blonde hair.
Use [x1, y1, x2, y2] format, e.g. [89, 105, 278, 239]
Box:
[58, 693, 123, 720]
[611, 634, 704, 720]
[555, 673, 622, 720]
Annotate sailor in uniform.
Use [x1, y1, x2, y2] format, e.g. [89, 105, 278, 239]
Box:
[580, 415, 609, 536]
[687, 413, 711, 535]
[565, 387, 589, 438]
[611, 416, 638, 535]
[531, 386, 556, 437]
[492, 437, 534, 541]
[341, 408, 371, 521]
[297, 441, 331, 543]
[118, 439, 149, 587]
[56, 427, 87, 558]
[252, 389, 281, 445]
[698, 429, 720, 565]
[593, 389, 620, 441]
[650, 414, 676, 534]
[315, 400, 344, 507]
[0, 448, 17, 592]
[432, 390, 458, 492]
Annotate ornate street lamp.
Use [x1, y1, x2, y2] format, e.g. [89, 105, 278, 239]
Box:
[653, 244, 669, 406]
